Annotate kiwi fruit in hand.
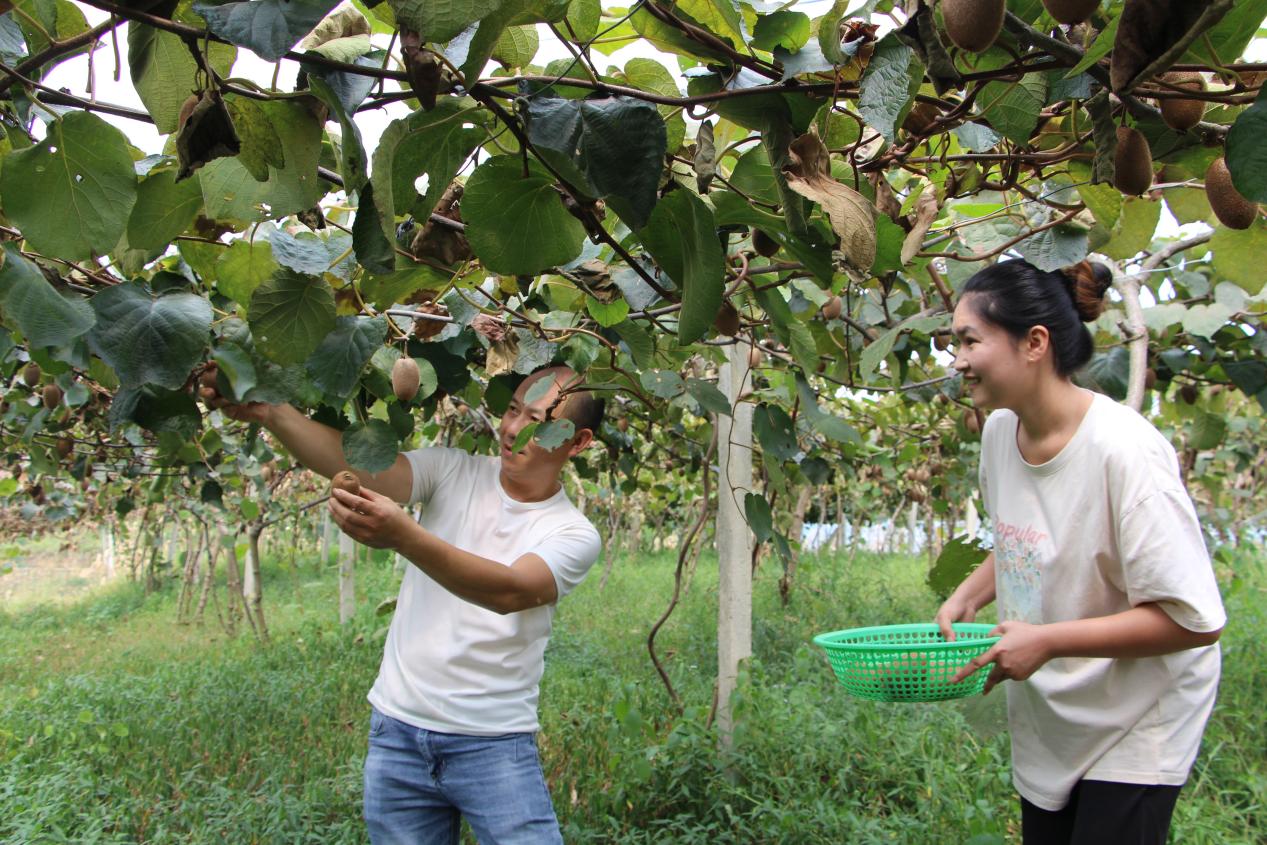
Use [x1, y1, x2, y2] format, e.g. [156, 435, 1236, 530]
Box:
[331, 471, 362, 496]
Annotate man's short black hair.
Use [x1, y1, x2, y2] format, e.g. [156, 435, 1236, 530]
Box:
[533, 366, 605, 434]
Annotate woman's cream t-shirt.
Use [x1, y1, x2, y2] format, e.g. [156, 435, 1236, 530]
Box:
[980, 393, 1225, 810]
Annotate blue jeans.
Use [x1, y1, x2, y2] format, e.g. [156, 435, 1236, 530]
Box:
[363, 708, 563, 845]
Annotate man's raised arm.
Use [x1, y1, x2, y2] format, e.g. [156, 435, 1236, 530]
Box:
[200, 384, 414, 504]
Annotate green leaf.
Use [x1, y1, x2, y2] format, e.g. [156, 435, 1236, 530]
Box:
[954, 122, 1000, 152]
[1210, 221, 1267, 295]
[977, 74, 1048, 145]
[612, 319, 655, 369]
[461, 156, 585, 275]
[564, 0, 600, 41]
[1223, 360, 1267, 397]
[927, 535, 989, 601]
[1100, 198, 1161, 260]
[370, 99, 484, 256]
[858, 36, 918, 142]
[524, 96, 667, 230]
[87, 282, 212, 389]
[1, 111, 137, 262]
[744, 492, 773, 543]
[511, 421, 538, 453]
[1189, 410, 1226, 451]
[794, 375, 858, 444]
[871, 216, 905, 275]
[859, 324, 899, 382]
[211, 341, 258, 399]
[1017, 224, 1089, 272]
[1181, 303, 1232, 339]
[194, 0, 341, 61]
[685, 377, 730, 416]
[534, 418, 575, 450]
[388, 0, 504, 42]
[352, 181, 396, 275]
[1064, 14, 1117, 78]
[247, 269, 336, 364]
[752, 11, 810, 53]
[198, 98, 323, 223]
[342, 419, 399, 472]
[0, 242, 94, 348]
[224, 95, 285, 183]
[305, 315, 388, 397]
[215, 237, 280, 308]
[1226, 88, 1267, 204]
[492, 24, 538, 67]
[752, 403, 798, 462]
[585, 295, 629, 328]
[816, 0, 849, 64]
[639, 368, 685, 399]
[127, 167, 204, 251]
[636, 189, 724, 345]
[1082, 347, 1129, 400]
[1183, 0, 1267, 67]
[128, 23, 235, 135]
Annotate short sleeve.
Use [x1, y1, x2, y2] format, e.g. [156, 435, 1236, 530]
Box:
[402, 447, 467, 507]
[1117, 488, 1226, 633]
[526, 522, 602, 600]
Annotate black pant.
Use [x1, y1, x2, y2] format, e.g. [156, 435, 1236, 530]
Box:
[1021, 780, 1182, 845]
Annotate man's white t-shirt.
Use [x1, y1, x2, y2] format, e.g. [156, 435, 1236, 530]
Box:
[367, 447, 601, 736]
[980, 393, 1226, 811]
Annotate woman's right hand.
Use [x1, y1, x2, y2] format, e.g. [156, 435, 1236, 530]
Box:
[935, 594, 977, 642]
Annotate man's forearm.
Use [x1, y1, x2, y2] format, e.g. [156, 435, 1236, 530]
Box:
[263, 404, 352, 479]
[1043, 604, 1221, 660]
[394, 522, 554, 614]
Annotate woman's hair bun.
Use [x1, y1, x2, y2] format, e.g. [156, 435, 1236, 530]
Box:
[1059, 261, 1113, 322]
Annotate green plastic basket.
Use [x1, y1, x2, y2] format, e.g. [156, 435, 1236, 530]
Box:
[812, 623, 1000, 703]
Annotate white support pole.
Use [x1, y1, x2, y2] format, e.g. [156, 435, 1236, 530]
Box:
[339, 531, 356, 624]
[716, 342, 754, 751]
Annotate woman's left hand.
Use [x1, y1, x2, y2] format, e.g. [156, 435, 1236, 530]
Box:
[951, 620, 1053, 694]
[329, 486, 414, 550]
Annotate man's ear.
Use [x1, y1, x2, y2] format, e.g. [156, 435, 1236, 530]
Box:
[568, 428, 595, 456]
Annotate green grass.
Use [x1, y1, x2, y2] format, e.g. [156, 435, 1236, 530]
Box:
[0, 544, 1262, 844]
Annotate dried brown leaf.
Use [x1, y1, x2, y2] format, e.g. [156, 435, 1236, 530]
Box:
[782, 133, 876, 278]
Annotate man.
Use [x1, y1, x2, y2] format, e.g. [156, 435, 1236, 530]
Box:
[202, 365, 603, 844]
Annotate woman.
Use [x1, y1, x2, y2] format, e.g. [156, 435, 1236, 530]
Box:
[936, 258, 1225, 844]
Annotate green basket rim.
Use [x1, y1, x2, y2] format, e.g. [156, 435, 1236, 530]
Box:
[812, 622, 1000, 653]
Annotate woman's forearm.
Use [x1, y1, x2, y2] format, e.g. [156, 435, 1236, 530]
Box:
[952, 552, 997, 614]
[1043, 604, 1221, 659]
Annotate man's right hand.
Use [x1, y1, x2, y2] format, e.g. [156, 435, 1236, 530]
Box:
[197, 365, 277, 425]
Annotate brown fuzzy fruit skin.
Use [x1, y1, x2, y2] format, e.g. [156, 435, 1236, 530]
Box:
[1113, 126, 1154, 196]
[933, 333, 951, 351]
[41, 384, 62, 409]
[1205, 157, 1258, 230]
[391, 357, 421, 403]
[21, 362, 40, 387]
[331, 470, 361, 496]
[941, 0, 1005, 53]
[1041, 0, 1100, 24]
[963, 408, 982, 435]
[616, 417, 629, 433]
[1179, 383, 1198, 405]
[1159, 72, 1206, 131]
[748, 346, 762, 369]
[820, 296, 843, 321]
[713, 302, 741, 337]
[751, 228, 780, 258]
[55, 437, 73, 459]
[1144, 368, 1157, 391]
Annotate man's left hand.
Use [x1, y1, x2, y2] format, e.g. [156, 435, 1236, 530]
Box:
[329, 486, 414, 550]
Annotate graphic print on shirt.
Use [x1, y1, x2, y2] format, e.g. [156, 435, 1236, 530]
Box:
[993, 520, 1046, 623]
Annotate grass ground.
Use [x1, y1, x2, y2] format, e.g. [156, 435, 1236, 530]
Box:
[0, 542, 1262, 843]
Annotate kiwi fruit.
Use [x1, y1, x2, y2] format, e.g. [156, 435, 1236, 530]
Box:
[1158, 72, 1206, 131]
[748, 346, 763, 369]
[820, 296, 843, 321]
[901, 101, 941, 136]
[1205, 157, 1258, 230]
[55, 437, 73, 458]
[941, 0, 1005, 53]
[714, 302, 741, 337]
[933, 333, 951, 351]
[963, 408, 982, 435]
[616, 417, 629, 432]
[1113, 126, 1153, 196]
[751, 228, 780, 258]
[391, 357, 421, 403]
[21, 362, 40, 387]
[331, 470, 361, 496]
[1179, 383, 1198, 405]
[1041, 0, 1099, 25]
[41, 384, 62, 409]
[1144, 368, 1157, 391]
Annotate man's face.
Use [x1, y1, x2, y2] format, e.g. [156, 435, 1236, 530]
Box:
[498, 372, 576, 469]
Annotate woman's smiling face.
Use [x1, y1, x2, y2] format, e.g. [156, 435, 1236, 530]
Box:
[951, 293, 1035, 411]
